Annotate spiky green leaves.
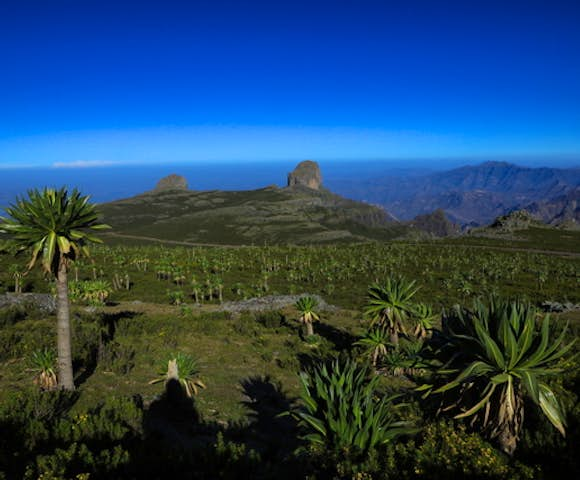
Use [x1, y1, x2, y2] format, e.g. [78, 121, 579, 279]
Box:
[364, 277, 418, 347]
[420, 298, 574, 452]
[0, 187, 110, 275]
[291, 358, 416, 455]
[295, 296, 320, 327]
[354, 326, 390, 366]
[365, 277, 418, 327]
[149, 352, 206, 398]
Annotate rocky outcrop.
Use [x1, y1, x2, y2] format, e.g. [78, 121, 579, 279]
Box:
[488, 210, 543, 232]
[155, 174, 188, 191]
[287, 160, 322, 190]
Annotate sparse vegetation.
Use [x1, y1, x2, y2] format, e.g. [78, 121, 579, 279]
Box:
[1, 203, 579, 478]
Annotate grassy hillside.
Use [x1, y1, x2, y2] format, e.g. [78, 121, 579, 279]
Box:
[98, 185, 409, 245]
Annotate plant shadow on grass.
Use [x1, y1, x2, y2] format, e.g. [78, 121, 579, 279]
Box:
[75, 310, 142, 387]
[143, 378, 204, 447]
[315, 321, 356, 351]
[236, 375, 299, 455]
[99, 310, 141, 342]
[134, 376, 302, 479]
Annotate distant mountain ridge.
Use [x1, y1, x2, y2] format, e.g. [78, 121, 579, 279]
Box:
[330, 161, 580, 226]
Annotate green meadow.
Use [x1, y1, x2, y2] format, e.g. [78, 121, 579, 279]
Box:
[0, 228, 579, 479]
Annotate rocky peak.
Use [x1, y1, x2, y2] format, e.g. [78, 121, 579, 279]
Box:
[287, 160, 322, 190]
[489, 209, 542, 231]
[155, 174, 188, 191]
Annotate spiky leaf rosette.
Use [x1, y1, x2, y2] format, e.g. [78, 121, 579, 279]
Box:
[295, 296, 320, 324]
[149, 352, 206, 397]
[364, 277, 418, 329]
[0, 187, 110, 274]
[419, 298, 575, 453]
[291, 357, 416, 455]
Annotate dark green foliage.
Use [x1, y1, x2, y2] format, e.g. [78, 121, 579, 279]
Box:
[291, 357, 416, 457]
[0, 303, 28, 327]
[255, 310, 286, 328]
[99, 340, 136, 375]
[0, 318, 54, 361]
[412, 421, 535, 479]
[420, 298, 575, 454]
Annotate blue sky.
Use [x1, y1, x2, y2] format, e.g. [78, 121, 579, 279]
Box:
[1, 0, 579, 168]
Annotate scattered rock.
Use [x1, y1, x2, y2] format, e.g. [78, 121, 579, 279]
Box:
[218, 294, 335, 314]
[0, 293, 56, 313]
[155, 174, 188, 191]
[540, 301, 580, 313]
[287, 160, 322, 190]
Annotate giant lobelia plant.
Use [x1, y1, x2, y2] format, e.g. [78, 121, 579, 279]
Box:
[1, 187, 110, 389]
[418, 297, 576, 455]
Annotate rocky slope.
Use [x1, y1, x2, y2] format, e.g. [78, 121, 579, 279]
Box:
[407, 209, 461, 237]
[525, 187, 580, 227]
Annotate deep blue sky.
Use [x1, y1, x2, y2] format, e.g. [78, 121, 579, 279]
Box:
[1, 0, 579, 168]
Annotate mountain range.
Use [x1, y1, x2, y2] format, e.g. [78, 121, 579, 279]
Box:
[328, 161, 580, 226]
[98, 160, 580, 246]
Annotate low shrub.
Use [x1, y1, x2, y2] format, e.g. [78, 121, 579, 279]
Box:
[412, 421, 535, 479]
[254, 310, 286, 328]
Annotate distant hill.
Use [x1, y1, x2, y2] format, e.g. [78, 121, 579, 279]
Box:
[330, 161, 580, 226]
[99, 162, 410, 245]
[407, 209, 461, 237]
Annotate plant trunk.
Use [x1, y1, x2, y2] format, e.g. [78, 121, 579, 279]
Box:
[306, 321, 314, 337]
[389, 328, 399, 348]
[56, 258, 75, 390]
[496, 388, 524, 456]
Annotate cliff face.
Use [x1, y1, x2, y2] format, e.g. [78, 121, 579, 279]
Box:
[287, 160, 322, 190]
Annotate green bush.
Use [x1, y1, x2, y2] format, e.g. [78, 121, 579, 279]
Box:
[255, 310, 286, 328]
[291, 357, 416, 457]
[0, 391, 142, 479]
[99, 340, 136, 374]
[413, 421, 535, 479]
[0, 318, 54, 360]
[0, 303, 28, 327]
[232, 312, 260, 336]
